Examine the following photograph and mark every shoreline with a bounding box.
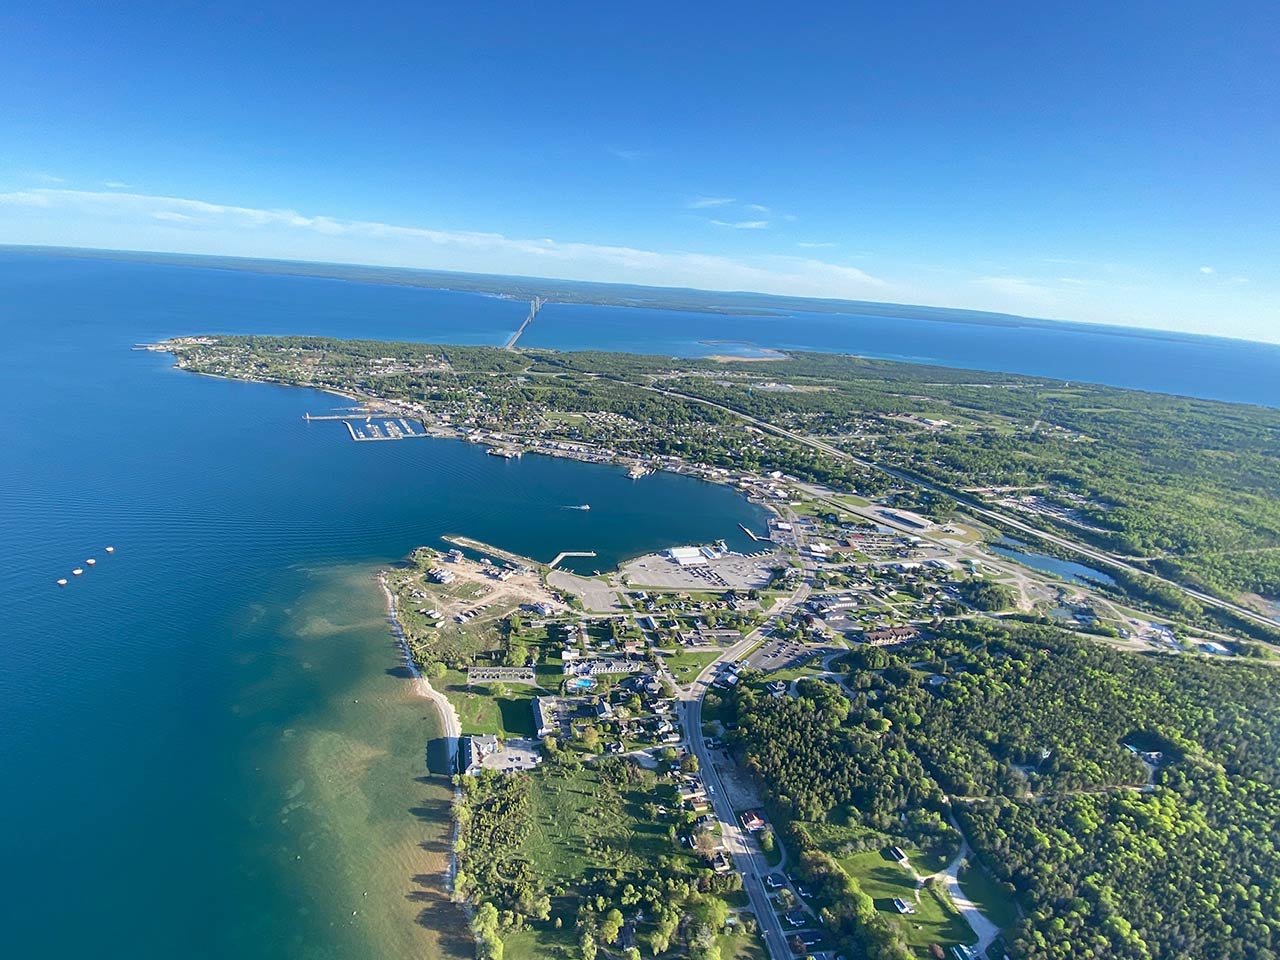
[378,569,466,912]
[378,571,462,758]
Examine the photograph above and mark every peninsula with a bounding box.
[154,334,1280,960]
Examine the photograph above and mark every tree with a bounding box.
[694,830,718,860]
[426,660,446,680]
[680,754,700,774]
[600,908,624,944]
[472,902,504,960]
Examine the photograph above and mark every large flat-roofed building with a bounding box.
[667,546,708,567]
[879,508,934,531]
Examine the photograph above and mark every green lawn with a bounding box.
[959,861,1019,932]
[760,657,828,682]
[838,850,972,955]
[719,928,769,960]
[500,922,575,960]
[656,647,726,678]
[441,670,547,737]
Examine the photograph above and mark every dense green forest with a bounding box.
[727,622,1280,959]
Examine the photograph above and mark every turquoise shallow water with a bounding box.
[0,253,769,958]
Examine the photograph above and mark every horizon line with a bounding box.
[3,241,1276,350]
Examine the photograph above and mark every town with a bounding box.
[156,334,1280,960]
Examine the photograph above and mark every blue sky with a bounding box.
[1,1,1277,341]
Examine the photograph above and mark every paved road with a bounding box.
[940,820,1001,955]
[681,670,790,957]
[676,580,810,960]
[645,383,1280,632]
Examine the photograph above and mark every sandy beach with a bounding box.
[379,572,462,768]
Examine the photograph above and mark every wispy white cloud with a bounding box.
[606,146,647,162]
[1231,276,1249,284]
[103,180,130,189]
[1199,265,1214,274]
[709,218,769,230]
[797,241,836,249]
[0,187,890,299]
[743,203,771,214]
[686,196,736,209]
[32,172,67,184]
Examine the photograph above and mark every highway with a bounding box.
[644,383,1280,632]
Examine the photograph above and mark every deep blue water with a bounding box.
[524,301,1280,409]
[0,252,770,959]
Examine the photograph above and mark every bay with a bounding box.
[0,252,770,959]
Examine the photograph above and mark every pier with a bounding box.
[442,535,595,572]
[503,297,546,350]
[548,550,597,569]
[738,522,771,542]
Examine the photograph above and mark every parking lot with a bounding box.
[621,551,778,590]
[745,637,843,673]
[481,738,543,772]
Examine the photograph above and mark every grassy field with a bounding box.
[522,761,683,884]
[493,760,702,958]
[759,656,830,683]
[959,861,1019,932]
[718,928,769,960]
[440,669,547,737]
[655,647,727,678]
[837,850,971,955]
[798,818,968,956]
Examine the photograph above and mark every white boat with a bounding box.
[571,504,591,511]
[105,546,115,553]
[56,578,68,587]
[72,568,84,576]
[86,558,96,566]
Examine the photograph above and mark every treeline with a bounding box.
[724,679,953,960]
[839,621,1280,958]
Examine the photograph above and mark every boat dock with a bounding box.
[305,411,431,442]
[738,523,772,542]
[503,297,547,350]
[343,417,431,442]
[548,550,597,569]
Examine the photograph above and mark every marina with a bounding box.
[343,417,430,442]
[306,409,432,442]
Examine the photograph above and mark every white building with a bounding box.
[668,546,708,567]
